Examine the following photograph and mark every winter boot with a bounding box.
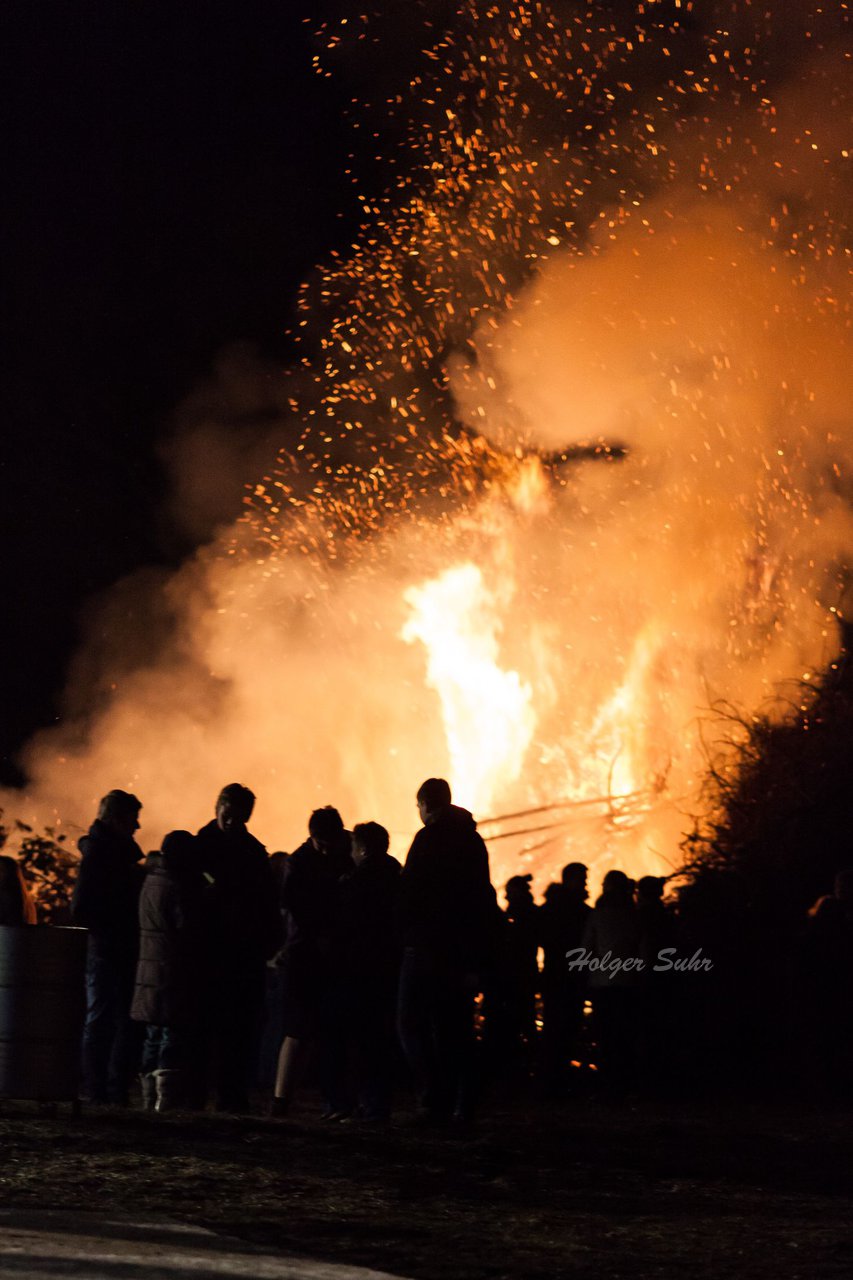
[154,1069,183,1113]
[140,1072,157,1112]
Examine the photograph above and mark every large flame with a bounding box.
[402,562,536,816]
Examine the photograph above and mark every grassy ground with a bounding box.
[1,1093,851,1279]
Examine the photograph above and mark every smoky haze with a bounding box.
[6,4,852,891]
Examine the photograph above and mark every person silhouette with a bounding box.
[397,778,497,1126]
[195,783,281,1112]
[72,789,145,1105]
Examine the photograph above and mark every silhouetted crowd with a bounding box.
[3,780,852,1119]
[71,779,500,1121]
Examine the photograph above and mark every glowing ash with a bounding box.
[8,1,853,895]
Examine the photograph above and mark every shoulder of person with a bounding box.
[246,832,268,858]
[447,804,477,828]
[405,828,429,859]
[367,854,402,882]
[289,839,314,862]
[76,839,100,863]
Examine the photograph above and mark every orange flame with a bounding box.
[402,561,536,816]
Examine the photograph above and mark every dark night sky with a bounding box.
[3,2,374,785]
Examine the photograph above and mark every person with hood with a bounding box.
[272,806,354,1117]
[131,830,205,1112]
[196,783,281,1112]
[71,789,144,1104]
[397,777,497,1125]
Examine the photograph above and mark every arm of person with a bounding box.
[71,852,107,932]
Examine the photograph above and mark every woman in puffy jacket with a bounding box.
[131,830,205,1111]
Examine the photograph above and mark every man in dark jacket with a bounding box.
[583,869,642,1095]
[196,782,280,1112]
[540,860,591,1093]
[272,806,354,1117]
[72,789,144,1104]
[397,777,497,1124]
[501,874,542,1073]
[339,821,402,1121]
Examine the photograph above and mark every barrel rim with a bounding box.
[0,925,88,933]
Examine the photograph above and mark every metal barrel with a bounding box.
[0,925,87,1101]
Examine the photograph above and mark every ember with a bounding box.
[14,1,853,892]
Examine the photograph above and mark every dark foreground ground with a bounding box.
[0,1093,851,1279]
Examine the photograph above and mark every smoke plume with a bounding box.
[9,3,852,891]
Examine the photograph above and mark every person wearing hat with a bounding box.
[72,789,145,1104]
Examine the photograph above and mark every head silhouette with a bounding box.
[416,777,451,825]
[216,783,255,831]
[308,806,345,852]
[505,873,534,909]
[97,790,142,838]
[561,862,588,896]
[637,875,665,903]
[352,821,390,866]
[601,869,632,897]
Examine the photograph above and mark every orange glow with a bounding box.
[402,561,536,817]
[9,2,853,899]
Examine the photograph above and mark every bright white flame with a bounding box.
[401,562,536,815]
[585,627,674,800]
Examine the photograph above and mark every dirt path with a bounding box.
[1,1098,851,1279]
[0,1211,408,1279]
